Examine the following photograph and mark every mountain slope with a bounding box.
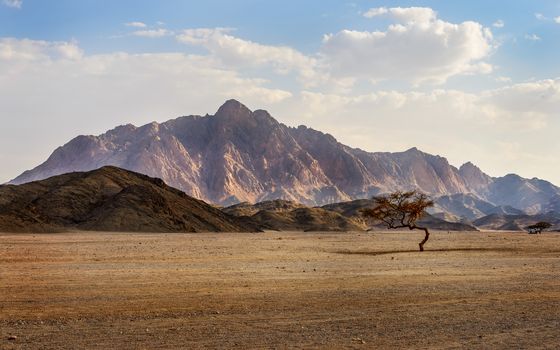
[0,166,256,233]
[10,100,560,212]
[473,212,560,231]
[430,193,525,221]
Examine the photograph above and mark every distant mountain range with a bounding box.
[473,212,560,232]
[2,167,558,233]
[10,99,560,221]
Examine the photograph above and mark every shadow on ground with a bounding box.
[334,248,520,256]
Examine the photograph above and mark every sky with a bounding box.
[1,0,559,185]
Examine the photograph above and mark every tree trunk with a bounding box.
[418,227,430,252]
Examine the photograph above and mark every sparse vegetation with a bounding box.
[362,190,435,251]
[527,221,552,234]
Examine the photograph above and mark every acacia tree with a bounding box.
[527,222,552,234]
[362,190,435,251]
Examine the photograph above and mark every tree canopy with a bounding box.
[362,190,434,251]
[527,221,552,234]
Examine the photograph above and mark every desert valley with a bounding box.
[2,1,560,349]
[1,100,560,349]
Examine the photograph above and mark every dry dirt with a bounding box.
[1,231,559,349]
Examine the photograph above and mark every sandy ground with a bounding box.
[0,230,559,349]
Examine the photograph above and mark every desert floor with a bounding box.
[0,231,559,349]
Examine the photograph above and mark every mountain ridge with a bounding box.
[10,99,560,215]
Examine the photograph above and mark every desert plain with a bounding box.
[0,231,559,349]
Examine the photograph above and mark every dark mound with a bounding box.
[223,200,364,232]
[223,199,306,217]
[0,166,257,233]
[252,207,364,232]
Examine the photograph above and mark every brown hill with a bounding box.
[251,207,365,232]
[0,167,256,233]
[223,199,306,217]
[224,201,364,232]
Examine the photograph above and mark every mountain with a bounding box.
[0,166,256,233]
[10,100,560,213]
[473,212,560,231]
[485,174,560,214]
[431,193,525,222]
[544,195,560,213]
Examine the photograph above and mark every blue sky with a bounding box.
[1,0,559,184]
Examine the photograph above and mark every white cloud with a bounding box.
[495,76,512,83]
[0,38,83,61]
[132,28,173,38]
[493,20,504,28]
[481,78,560,124]
[2,0,21,8]
[364,6,438,23]
[554,16,560,24]
[177,9,495,89]
[287,83,557,131]
[0,38,291,107]
[383,7,437,23]
[125,22,147,28]
[362,7,388,18]
[525,34,541,41]
[322,7,495,84]
[177,28,323,85]
[535,13,546,21]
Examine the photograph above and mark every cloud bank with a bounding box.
[322,7,494,84]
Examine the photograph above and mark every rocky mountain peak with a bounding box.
[459,160,493,193]
[460,161,480,173]
[405,147,421,153]
[215,99,252,120]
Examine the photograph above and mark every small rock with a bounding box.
[8,335,17,341]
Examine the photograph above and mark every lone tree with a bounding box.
[526,221,552,234]
[362,190,435,251]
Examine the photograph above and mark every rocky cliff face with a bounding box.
[10,100,560,213]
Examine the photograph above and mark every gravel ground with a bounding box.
[0,230,559,349]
